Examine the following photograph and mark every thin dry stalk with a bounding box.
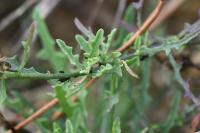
[0,0,37,32]
[117,0,165,52]
[113,0,127,28]
[6,99,58,133]
[150,0,185,30]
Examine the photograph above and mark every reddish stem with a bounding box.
[117,0,165,52]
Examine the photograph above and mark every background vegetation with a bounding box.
[0,0,200,133]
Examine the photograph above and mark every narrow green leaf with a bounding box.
[32,8,54,55]
[106,94,119,112]
[74,18,94,39]
[112,117,121,133]
[161,90,181,133]
[0,80,6,106]
[102,28,117,53]
[65,119,74,133]
[65,83,82,98]
[134,36,142,49]
[33,8,67,72]
[141,128,148,133]
[19,23,35,71]
[75,35,91,54]
[90,29,104,57]
[53,122,62,133]
[55,84,72,115]
[112,58,123,77]
[139,59,151,111]
[115,4,135,48]
[56,39,81,68]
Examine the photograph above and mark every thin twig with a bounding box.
[168,54,200,107]
[113,0,127,28]
[6,99,58,133]
[117,0,165,52]
[0,0,37,32]
[87,0,105,27]
[7,78,95,133]
[11,0,61,54]
[7,0,165,132]
[119,20,138,32]
[150,0,185,30]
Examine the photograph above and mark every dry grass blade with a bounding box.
[150,0,185,30]
[122,60,139,78]
[0,0,37,32]
[113,0,127,28]
[11,0,61,54]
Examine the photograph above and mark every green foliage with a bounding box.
[93,64,113,77]
[115,4,135,48]
[75,35,92,55]
[161,90,181,133]
[80,57,100,74]
[1,3,200,133]
[112,117,121,133]
[56,39,81,68]
[102,28,117,54]
[55,84,72,115]
[90,29,104,57]
[19,23,34,71]
[32,8,67,72]
[53,122,62,133]
[65,119,74,133]
[75,28,105,58]
[0,80,6,106]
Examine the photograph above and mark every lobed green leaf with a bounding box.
[102,28,117,54]
[90,29,104,57]
[56,39,81,68]
[75,35,92,55]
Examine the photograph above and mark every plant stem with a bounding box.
[2,71,86,80]
[117,0,165,52]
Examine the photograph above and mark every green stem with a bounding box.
[1,71,86,80]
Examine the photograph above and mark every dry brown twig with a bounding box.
[117,0,165,52]
[6,78,97,133]
[6,99,59,133]
[6,0,165,132]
